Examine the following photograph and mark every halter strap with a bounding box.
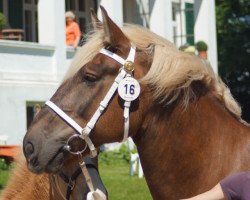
[59,168,82,200]
[123,99,131,142]
[99,46,136,66]
[100,49,125,65]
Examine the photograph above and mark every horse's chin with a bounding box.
[28,151,66,174]
[28,163,45,174]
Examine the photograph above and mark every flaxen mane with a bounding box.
[65,24,241,120]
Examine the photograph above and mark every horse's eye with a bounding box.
[83,73,97,83]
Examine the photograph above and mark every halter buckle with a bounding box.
[124,61,134,72]
[68,178,76,190]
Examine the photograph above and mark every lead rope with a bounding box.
[78,155,107,200]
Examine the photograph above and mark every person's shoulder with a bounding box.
[72,21,80,27]
[220,170,250,186]
[233,170,250,184]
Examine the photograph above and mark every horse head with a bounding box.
[23,6,151,173]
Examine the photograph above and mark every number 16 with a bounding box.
[124,84,135,95]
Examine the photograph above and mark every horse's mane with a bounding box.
[65,24,241,120]
[0,157,49,200]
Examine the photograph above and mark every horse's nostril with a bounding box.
[25,142,34,158]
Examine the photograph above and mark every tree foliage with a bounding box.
[0,12,6,29]
[216,0,250,121]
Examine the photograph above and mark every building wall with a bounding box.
[0,82,57,144]
[0,40,75,144]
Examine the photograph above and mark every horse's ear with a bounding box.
[90,8,102,30]
[100,6,130,48]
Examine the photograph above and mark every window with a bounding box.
[0,0,3,12]
[8,0,23,29]
[185,3,194,45]
[25,0,32,4]
[172,2,182,47]
[78,0,85,12]
[26,101,43,129]
[24,10,32,40]
[172,0,194,47]
[0,0,37,42]
[123,0,150,28]
[23,0,38,42]
[66,0,76,10]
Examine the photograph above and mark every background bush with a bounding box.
[99,144,130,165]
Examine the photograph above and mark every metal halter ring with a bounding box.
[65,134,88,155]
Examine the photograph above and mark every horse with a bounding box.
[0,155,107,200]
[22,6,250,199]
[0,157,49,200]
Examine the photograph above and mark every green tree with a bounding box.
[0,12,6,29]
[216,0,250,121]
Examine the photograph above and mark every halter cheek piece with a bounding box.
[45,45,137,157]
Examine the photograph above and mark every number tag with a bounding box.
[118,77,140,101]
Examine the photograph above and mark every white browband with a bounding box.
[45,46,137,157]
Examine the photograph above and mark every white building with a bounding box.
[0,0,217,144]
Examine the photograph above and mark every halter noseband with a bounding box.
[45,45,137,157]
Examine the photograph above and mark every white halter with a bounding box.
[45,46,137,157]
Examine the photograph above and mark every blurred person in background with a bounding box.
[65,11,81,48]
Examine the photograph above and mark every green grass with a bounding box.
[99,162,152,200]
[0,159,11,190]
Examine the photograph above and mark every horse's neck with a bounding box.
[134,93,250,200]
